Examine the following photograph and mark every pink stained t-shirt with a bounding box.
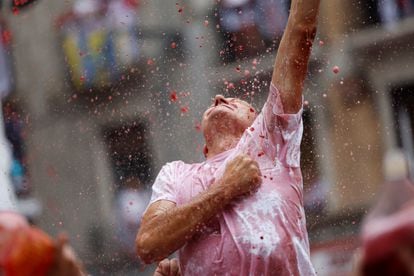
[149,83,316,276]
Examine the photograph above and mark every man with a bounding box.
[0,211,85,275]
[0,106,16,210]
[0,40,15,211]
[136,0,320,274]
[355,150,414,276]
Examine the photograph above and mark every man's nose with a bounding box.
[214,95,228,106]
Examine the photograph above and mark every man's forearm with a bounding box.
[136,181,232,263]
[290,0,320,26]
[272,0,320,113]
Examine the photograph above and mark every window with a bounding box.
[378,0,414,25]
[104,121,152,258]
[213,0,289,62]
[104,121,153,190]
[359,0,414,28]
[58,0,141,91]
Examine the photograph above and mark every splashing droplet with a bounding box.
[170,91,178,102]
[180,106,189,113]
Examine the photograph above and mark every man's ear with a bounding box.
[203,145,208,158]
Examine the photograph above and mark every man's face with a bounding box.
[201,95,257,134]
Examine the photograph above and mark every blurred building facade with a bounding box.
[2,0,414,273]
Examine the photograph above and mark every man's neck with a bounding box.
[205,133,241,159]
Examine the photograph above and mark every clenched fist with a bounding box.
[221,154,262,200]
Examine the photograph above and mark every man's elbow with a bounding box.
[136,232,155,264]
[136,231,168,264]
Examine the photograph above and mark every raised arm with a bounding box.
[136,154,261,263]
[272,0,321,113]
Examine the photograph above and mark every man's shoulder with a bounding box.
[162,160,203,173]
